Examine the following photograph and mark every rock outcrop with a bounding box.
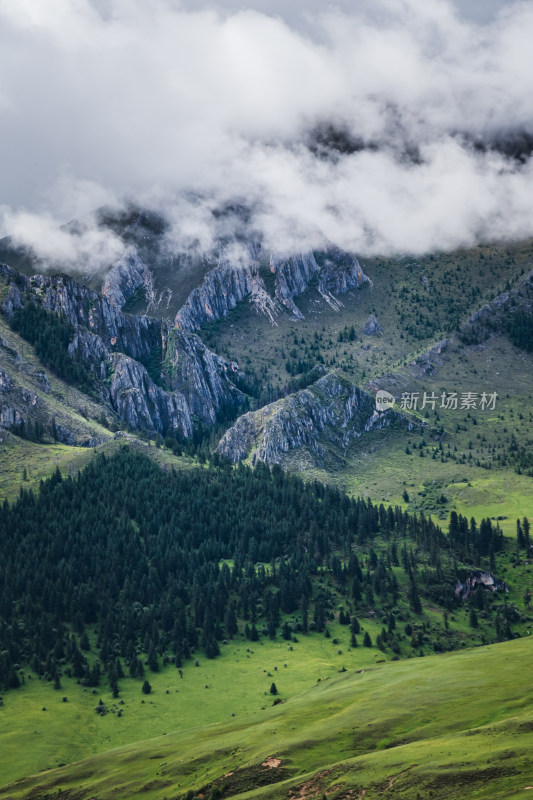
[163,327,245,425]
[102,251,152,309]
[31,272,162,364]
[0,239,371,445]
[455,571,508,600]
[217,371,415,467]
[174,245,370,331]
[409,338,448,377]
[272,247,369,317]
[108,353,194,438]
[175,259,268,331]
[0,262,246,439]
[271,251,319,318]
[363,314,382,336]
[0,318,109,447]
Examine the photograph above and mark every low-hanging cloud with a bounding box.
[0,0,532,267]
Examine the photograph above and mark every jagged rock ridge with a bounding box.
[217,371,416,467]
[0,263,245,440]
[174,257,279,332]
[175,245,370,331]
[0,235,370,446]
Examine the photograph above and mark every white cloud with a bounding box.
[0,207,128,275]
[0,0,532,266]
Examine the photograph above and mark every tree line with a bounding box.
[0,447,508,693]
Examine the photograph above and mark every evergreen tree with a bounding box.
[517,519,525,550]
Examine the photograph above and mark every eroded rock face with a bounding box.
[163,327,245,425]
[460,268,533,344]
[0,262,246,439]
[272,247,369,316]
[410,338,449,377]
[271,251,319,318]
[102,251,152,310]
[108,353,194,438]
[174,245,370,331]
[217,371,414,466]
[175,260,257,331]
[0,328,107,447]
[29,272,162,363]
[0,242,370,444]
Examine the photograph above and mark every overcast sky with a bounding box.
[0,0,532,268]
[93,0,513,28]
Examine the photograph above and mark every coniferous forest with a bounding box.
[0,447,515,695]
[9,303,93,390]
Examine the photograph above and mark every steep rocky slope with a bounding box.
[272,246,369,317]
[217,371,416,467]
[0,263,245,440]
[174,256,278,331]
[0,315,111,446]
[101,251,152,310]
[175,245,369,331]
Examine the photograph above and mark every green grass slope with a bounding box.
[1,637,532,800]
[0,429,201,504]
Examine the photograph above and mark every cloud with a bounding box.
[0,0,532,266]
[0,206,128,274]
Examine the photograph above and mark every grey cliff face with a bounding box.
[162,326,245,425]
[0,262,246,440]
[108,352,194,438]
[271,251,319,318]
[0,323,108,447]
[316,246,368,295]
[0,240,370,447]
[217,372,414,467]
[174,245,370,331]
[101,251,152,310]
[30,272,162,363]
[272,247,370,317]
[175,260,257,332]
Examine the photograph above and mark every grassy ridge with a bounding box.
[0,432,200,504]
[1,637,532,800]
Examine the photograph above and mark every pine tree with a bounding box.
[524,517,531,552]
[517,519,525,550]
[7,667,20,689]
[147,645,159,672]
[224,605,238,638]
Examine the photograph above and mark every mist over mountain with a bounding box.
[0,0,532,275]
